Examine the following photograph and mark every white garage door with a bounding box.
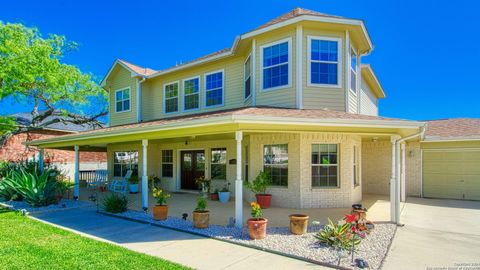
[423,149,480,200]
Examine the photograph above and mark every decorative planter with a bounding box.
[209,193,219,201]
[192,210,210,228]
[247,218,268,240]
[255,194,272,209]
[129,184,139,193]
[218,191,230,203]
[289,214,309,235]
[153,205,168,220]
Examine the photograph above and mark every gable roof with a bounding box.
[361,64,386,98]
[425,118,480,141]
[11,111,103,133]
[100,59,157,87]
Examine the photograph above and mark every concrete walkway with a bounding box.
[33,207,327,270]
[383,197,480,270]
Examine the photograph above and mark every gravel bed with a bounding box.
[112,209,396,269]
[0,199,94,214]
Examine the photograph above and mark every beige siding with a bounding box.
[107,67,138,126]
[348,90,358,113]
[302,27,346,111]
[254,27,297,108]
[360,77,379,116]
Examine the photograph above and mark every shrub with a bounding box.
[128,175,139,184]
[195,197,207,212]
[2,169,60,207]
[102,193,128,213]
[245,171,271,194]
[315,217,362,251]
[0,180,20,201]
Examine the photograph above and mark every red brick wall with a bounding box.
[0,130,106,163]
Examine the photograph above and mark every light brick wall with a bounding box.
[405,142,422,197]
[362,141,391,195]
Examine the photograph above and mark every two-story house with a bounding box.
[29,8,480,227]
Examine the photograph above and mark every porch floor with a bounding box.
[79,188,394,227]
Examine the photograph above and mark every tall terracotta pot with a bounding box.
[153,205,168,220]
[193,211,210,228]
[247,218,268,240]
[255,194,272,209]
[289,214,309,235]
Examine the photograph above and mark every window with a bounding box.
[113,151,138,177]
[350,48,357,93]
[244,56,252,99]
[183,77,200,111]
[353,146,359,186]
[211,148,227,180]
[262,39,290,90]
[115,88,130,112]
[162,150,173,177]
[263,144,288,186]
[309,37,340,86]
[164,82,179,113]
[205,71,224,107]
[311,144,338,187]
[244,145,249,182]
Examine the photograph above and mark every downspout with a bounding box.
[136,77,147,122]
[393,125,426,225]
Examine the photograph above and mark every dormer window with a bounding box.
[115,88,130,112]
[260,38,291,91]
[350,48,357,93]
[308,36,342,87]
[183,77,200,111]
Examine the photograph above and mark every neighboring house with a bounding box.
[1,111,107,179]
[28,8,479,226]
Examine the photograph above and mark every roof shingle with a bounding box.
[425,118,480,140]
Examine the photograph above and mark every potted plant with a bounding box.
[195,176,211,198]
[152,187,171,220]
[148,175,161,189]
[218,183,230,203]
[247,202,268,240]
[192,197,209,228]
[209,188,219,201]
[289,214,309,235]
[245,171,272,209]
[128,175,139,193]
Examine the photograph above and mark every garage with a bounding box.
[423,149,480,200]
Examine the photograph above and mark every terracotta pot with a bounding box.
[255,194,272,209]
[289,214,309,235]
[209,193,219,201]
[192,211,210,228]
[153,205,168,220]
[247,218,268,240]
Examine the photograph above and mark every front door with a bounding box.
[180,150,205,190]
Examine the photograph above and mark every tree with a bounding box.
[0,22,107,144]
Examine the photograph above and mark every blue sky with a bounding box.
[1,0,479,121]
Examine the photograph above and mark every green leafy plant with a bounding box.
[1,169,61,207]
[219,182,230,192]
[245,171,271,194]
[152,187,170,206]
[128,175,139,184]
[195,197,208,212]
[102,193,128,213]
[315,218,361,251]
[250,202,263,219]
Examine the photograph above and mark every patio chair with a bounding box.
[87,169,108,190]
[109,170,132,194]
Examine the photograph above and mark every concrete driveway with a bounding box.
[383,197,480,269]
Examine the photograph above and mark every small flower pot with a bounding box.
[218,191,230,203]
[247,218,268,240]
[153,205,168,220]
[255,194,272,209]
[129,184,139,193]
[209,193,219,201]
[192,210,210,228]
[289,214,309,235]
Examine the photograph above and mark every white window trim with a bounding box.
[306,35,343,89]
[259,37,292,92]
[349,45,358,95]
[204,69,225,109]
[353,145,360,187]
[311,143,341,189]
[114,87,131,113]
[182,75,201,112]
[262,143,289,187]
[161,149,174,178]
[210,147,227,180]
[163,81,179,114]
[244,54,252,100]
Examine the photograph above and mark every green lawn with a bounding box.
[0,208,190,270]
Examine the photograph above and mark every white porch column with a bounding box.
[73,145,80,200]
[395,140,402,224]
[390,135,400,223]
[142,139,149,211]
[38,148,44,173]
[235,131,243,228]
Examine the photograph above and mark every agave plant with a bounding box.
[315,218,361,251]
[2,169,61,207]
